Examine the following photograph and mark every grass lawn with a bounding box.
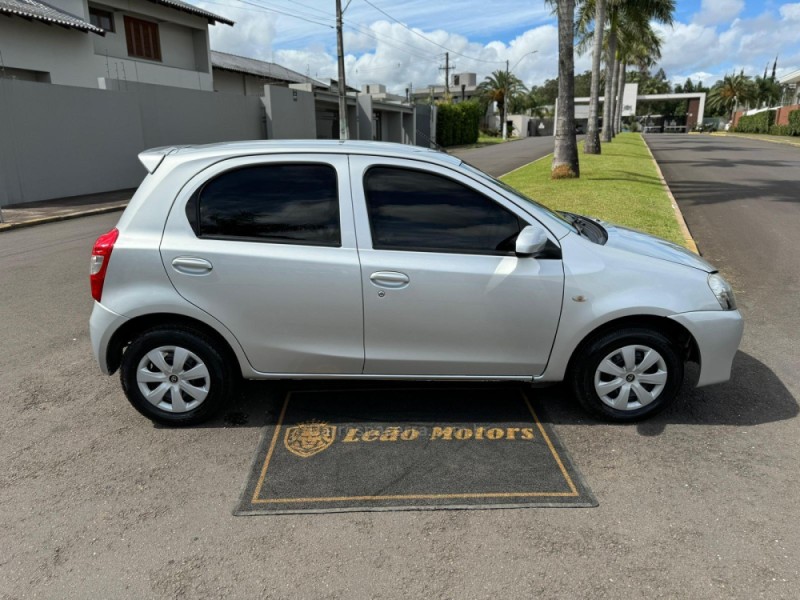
[501,132,687,247]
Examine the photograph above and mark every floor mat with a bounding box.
[235,386,596,514]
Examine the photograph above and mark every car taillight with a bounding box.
[90,228,119,302]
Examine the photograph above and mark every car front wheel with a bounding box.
[120,326,235,426]
[570,328,684,422]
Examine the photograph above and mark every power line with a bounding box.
[344,24,441,63]
[360,0,505,65]
[227,0,334,28]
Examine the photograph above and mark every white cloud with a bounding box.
[779,3,800,21]
[694,0,745,26]
[197,0,800,96]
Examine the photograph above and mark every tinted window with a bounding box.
[189,164,340,246]
[364,167,522,254]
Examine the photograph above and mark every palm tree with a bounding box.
[578,0,674,142]
[754,74,781,108]
[707,73,756,120]
[552,0,579,178]
[581,0,605,154]
[476,71,527,134]
[613,23,663,134]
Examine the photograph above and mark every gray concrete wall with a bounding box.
[262,85,316,139]
[357,95,373,140]
[0,78,264,206]
[0,0,215,91]
[0,18,99,88]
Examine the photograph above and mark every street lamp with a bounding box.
[503,50,538,140]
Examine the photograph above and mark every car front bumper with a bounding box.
[669,309,744,387]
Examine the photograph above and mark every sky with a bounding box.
[196,0,800,94]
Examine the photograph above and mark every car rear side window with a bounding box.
[187,163,340,246]
[363,166,522,255]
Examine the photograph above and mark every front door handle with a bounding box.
[172,256,213,275]
[370,271,410,289]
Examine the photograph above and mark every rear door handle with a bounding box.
[172,256,213,275]
[370,271,410,289]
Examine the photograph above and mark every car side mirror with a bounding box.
[515,225,548,257]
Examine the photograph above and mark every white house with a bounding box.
[0,0,233,90]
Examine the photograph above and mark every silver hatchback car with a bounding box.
[90,141,743,425]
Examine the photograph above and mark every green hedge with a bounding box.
[734,110,775,133]
[436,101,482,147]
[769,124,792,136]
[788,109,800,136]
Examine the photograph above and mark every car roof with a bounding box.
[139,140,464,174]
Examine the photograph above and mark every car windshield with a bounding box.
[459,161,578,233]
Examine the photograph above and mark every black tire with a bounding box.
[569,328,684,422]
[120,326,236,426]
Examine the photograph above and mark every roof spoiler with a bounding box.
[138,146,180,174]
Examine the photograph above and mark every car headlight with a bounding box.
[708,273,737,310]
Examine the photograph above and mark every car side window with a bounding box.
[186,163,340,246]
[363,166,523,255]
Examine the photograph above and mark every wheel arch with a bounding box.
[565,314,700,379]
[106,313,244,377]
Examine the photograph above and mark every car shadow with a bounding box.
[538,350,798,436]
[188,350,796,437]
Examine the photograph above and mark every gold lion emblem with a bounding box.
[284,421,336,458]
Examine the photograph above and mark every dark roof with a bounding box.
[0,0,105,34]
[211,51,324,86]
[146,0,233,25]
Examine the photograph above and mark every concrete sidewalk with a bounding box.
[0,189,133,232]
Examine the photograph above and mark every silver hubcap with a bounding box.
[594,345,668,411]
[136,346,210,413]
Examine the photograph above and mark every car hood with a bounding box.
[596,220,715,273]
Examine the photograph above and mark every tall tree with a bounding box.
[476,71,527,133]
[552,0,580,178]
[754,74,781,108]
[707,73,756,120]
[614,23,663,134]
[583,0,605,153]
[578,0,674,142]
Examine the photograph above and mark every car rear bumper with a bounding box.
[669,309,744,387]
[90,302,128,375]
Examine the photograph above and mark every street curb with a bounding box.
[711,131,800,148]
[0,203,127,233]
[641,137,699,255]
[499,153,550,178]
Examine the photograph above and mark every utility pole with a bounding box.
[439,53,454,101]
[335,0,349,140]
[503,59,509,140]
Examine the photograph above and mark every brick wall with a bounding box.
[775,104,800,125]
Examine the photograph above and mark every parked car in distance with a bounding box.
[90,141,743,425]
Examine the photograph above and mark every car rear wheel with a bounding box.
[120,327,235,426]
[570,328,684,422]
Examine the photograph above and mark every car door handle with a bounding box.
[370,271,410,289]
[171,256,213,275]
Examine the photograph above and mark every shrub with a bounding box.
[436,101,482,147]
[769,124,792,136]
[734,110,775,134]
[788,109,800,136]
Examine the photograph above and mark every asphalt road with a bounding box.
[1,135,798,598]
[449,135,561,176]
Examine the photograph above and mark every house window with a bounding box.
[89,7,115,32]
[124,16,162,62]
